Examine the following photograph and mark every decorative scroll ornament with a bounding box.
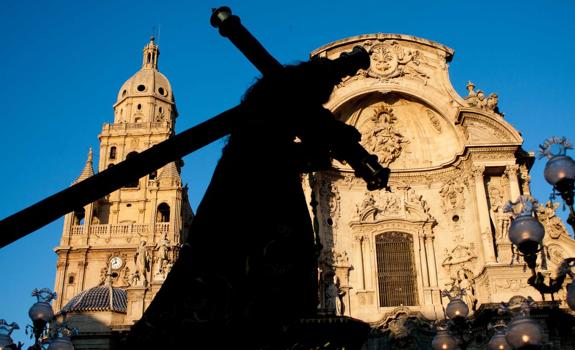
[464,81,503,116]
[537,136,573,159]
[367,41,429,83]
[361,105,408,167]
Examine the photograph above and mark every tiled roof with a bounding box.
[158,161,180,180]
[61,286,127,313]
[73,148,95,184]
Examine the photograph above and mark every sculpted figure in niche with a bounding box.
[488,184,511,241]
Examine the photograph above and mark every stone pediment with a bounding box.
[457,109,522,146]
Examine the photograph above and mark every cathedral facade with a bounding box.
[52,34,575,348]
[308,34,575,347]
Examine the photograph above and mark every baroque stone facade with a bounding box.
[309,33,575,345]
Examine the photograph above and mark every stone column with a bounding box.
[505,164,521,201]
[473,165,497,264]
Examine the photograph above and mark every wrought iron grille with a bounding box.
[376,232,418,307]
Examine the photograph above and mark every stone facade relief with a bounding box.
[360,105,408,167]
[426,109,442,134]
[355,187,432,222]
[536,201,568,240]
[439,179,466,214]
[366,41,429,83]
[319,179,341,230]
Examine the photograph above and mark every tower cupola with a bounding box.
[142,36,159,70]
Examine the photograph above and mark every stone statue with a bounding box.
[325,274,345,316]
[465,81,502,115]
[134,240,149,286]
[488,185,511,241]
[457,269,477,310]
[155,233,171,265]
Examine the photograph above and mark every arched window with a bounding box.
[124,152,139,188]
[73,208,85,225]
[109,146,117,160]
[375,232,418,307]
[156,203,170,223]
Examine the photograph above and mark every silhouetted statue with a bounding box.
[125,50,376,348]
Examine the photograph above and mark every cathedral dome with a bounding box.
[115,36,174,104]
[60,286,127,313]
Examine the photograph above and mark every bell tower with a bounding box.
[52,37,194,340]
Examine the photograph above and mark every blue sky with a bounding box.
[1,0,575,346]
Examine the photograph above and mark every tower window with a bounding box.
[147,53,151,64]
[109,146,116,160]
[135,117,142,123]
[376,232,418,307]
[159,107,163,113]
[122,90,127,97]
[124,152,139,188]
[156,203,170,223]
[158,87,165,96]
[73,208,85,225]
[137,84,146,92]
[68,274,75,284]
[137,104,142,110]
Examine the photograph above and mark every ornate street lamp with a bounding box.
[45,313,76,350]
[504,196,545,270]
[431,321,459,350]
[442,286,470,320]
[27,288,56,349]
[0,320,22,350]
[487,320,511,350]
[539,137,575,231]
[500,296,543,350]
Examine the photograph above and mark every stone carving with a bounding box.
[355,188,432,222]
[439,179,466,213]
[371,308,434,350]
[547,244,567,265]
[536,201,568,239]
[319,180,341,229]
[367,41,429,83]
[464,81,502,116]
[324,273,345,316]
[487,182,511,241]
[154,233,172,279]
[442,244,477,270]
[134,240,150,286]
[519,164,531,195]
[361,105,408,167]
[426,109,442,133]
[319,248,351,268]
[494,279,529,293]
[454,268,477,310]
